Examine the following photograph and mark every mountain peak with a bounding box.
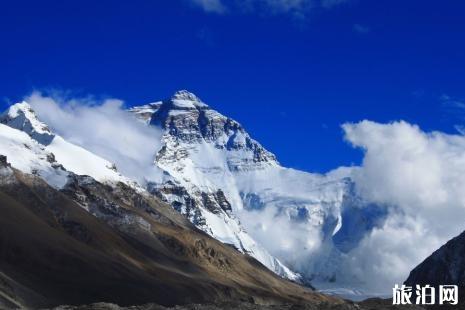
[170,90,208,109]
[0,102,54,144]
[171,89,201,101]
[144,91,280,170]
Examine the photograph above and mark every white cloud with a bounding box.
[440,93,465,110]
[341,120,465,292]
[26,92,163,184]
[238,204,324,273]
[189,0,349,15]
[190,0,226,13]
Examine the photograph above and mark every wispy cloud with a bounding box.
[454,125,465,135]
[353,23,370,34]
[440,94,465,131]
[188,0,350,16]
[190,0,226,13]
[440,93,465,109]
[26,91,164,184]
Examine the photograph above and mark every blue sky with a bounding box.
[1,0,464,172]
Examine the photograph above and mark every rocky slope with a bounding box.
[0,156,343,308]
[50,303,349,310]
[42,299,425,310]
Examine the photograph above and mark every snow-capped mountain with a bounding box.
[0,98,299,282]
[129,90,388,289]
[137,91,300,280]
[0,91,388,294]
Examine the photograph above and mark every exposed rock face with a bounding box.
[151,90,278,171]
[0,155,9,167]
[149,180,206,226]
[0,155,14,185]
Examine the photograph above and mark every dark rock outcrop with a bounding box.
[0,155,9,168]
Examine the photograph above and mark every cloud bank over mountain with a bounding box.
[26,92,163,184]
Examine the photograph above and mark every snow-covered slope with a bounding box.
[0,102,134,188]
[0,123,69,188]
[0,102,54,144]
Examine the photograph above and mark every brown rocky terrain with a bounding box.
[0,157,343,309]
[42,299,426,310]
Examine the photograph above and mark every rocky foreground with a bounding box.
[45,300,425,310]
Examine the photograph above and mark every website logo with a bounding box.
[393,284,458,305]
